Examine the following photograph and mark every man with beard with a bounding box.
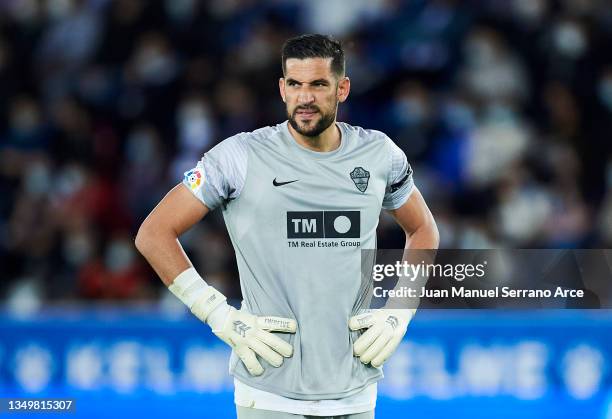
[136,34,439,418]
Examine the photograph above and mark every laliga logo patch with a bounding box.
[185,169,203,191]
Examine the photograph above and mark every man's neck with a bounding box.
[287,120,341,152]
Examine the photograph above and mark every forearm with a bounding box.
[135,223,192,286]
[136,219,231,333]
[385,223,439,310]
[404,221,439,250]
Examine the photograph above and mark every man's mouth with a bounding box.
[296,108,318,120]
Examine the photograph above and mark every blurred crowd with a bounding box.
[1,0,611,305]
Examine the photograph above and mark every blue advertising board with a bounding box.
[0,308,610,418]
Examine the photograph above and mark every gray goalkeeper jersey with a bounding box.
[183,121,414,400]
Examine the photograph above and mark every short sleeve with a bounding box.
[182,134,248,210]
[382,138,415,210]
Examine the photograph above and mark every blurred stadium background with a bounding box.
[0,0,611,418]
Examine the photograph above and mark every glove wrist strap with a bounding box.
[168,268,227,322]
[191,287,227,323]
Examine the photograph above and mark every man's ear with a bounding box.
[337,77,350,103]
[279,78,286,103]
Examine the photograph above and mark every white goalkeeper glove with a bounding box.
[169,268,297,376]
[348,309,415,367]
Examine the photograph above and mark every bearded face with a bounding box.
[280,58,349,138]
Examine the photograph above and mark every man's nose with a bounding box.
[297,89,315,104]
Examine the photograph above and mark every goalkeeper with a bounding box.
[136,34,439,419]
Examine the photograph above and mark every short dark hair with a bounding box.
[281,34,345,77]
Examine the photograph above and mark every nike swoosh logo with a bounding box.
[273,178,299,187]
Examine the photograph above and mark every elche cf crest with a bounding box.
[350,167,370,193]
